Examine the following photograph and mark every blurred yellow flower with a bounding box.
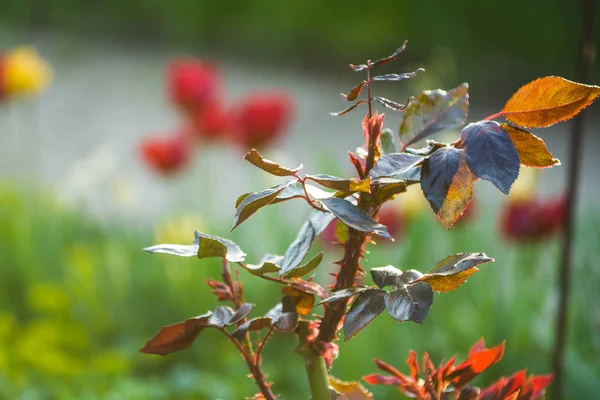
[397,184,428,218]
[154,214,205,244]
[0,46,51,99]
[508,168,540,201]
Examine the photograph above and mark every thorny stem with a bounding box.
[551,0,596,398]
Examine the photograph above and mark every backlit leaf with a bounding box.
[244,254,283,275]
[283,285,315,315]
[232,181,293,229]
[344,289,387,340]
[370,265,403,288]
[461,121,520,194]
[372,96,406,111]
[502,124,560,168]
[244,149,303,176]
[369,153,424,179]
[319,286,370,304]
[380,129,396,155]
[284,252,323,278]
[502,76,600,128]
[372,69,424,82]
[335,219,349,243]
[341,81,367,102]
[331,101,367,116]
[399,83,469,147]
[414,253,493,292]
[450,341,505,388]
[321,197,393,240]
[279,210,335,275]
[143,231,246,263]
[306,174,370,192]
[384,282,433,324]
[421,147,474,228]
[232,317,273,341]
[270,182,333,205]
[371,178,407,204]
[329,376,373,399]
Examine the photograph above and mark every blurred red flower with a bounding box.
[139,132,191,175]
[190,100,233,141]
[166,59,221,112]
[501,195,566,242]
[231,92,292,149]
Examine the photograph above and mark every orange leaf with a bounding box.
[438,151,475,229]
[450,341,505,387]
[502,124,560,168]
[502,76,600,128]
[419,267,478,292]
[282,285,315,316]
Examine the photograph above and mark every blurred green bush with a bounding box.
[0,184,599,398]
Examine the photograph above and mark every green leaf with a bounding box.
[284,252,324,278]
[372,69,424,82]
[369,153,424,179]
[244,254,283,275]
[385,282,433,324]
[143,231,246,263]
[335,219,349,243]
[461,121,520,194]
[306,174,370,192]
[243,149,302,176]
[318,286,370,304]
[380,129,396,155]
[279,211,335,275]
[232,181,293,230]
[320,197,393,240]
[399,83,469,147]
[421,147,474,229]
[370,265,403,288]
[344,289,387,340]
[231,317,273,341]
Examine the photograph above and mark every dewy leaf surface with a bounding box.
[243,149,302,176]
[344,289,387,340]
[321,197,393,240]
[399,83,469,147]
[461,121,520,194]
[369,153,424,179]
[502,124,560,168]
[232,181,293,229]
[502,76,600,128]
[384,282,433,324]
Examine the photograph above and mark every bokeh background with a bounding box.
[0,1,599,399]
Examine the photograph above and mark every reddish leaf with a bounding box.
[331,100,367,116]
[502,124,560,168]
[140,312,212,356]
[232,317,273,341]
[450,341,505,388]
[371,40,408,67]
[469,338,487,358]
[341,81,367,102]
[244,149,302,176]
[461,121,520,195]
[501,76,600,128]
[362,374,402,386]
[406,351,419,381]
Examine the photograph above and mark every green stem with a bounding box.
[298,322,330,400]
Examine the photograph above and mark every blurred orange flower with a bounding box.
[0,46,51,101]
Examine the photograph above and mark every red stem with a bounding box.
[483,111,504,121]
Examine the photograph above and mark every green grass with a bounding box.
[0,184,598,399]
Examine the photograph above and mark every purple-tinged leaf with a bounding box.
[373,97,406,111]
[421,147,463,219]
[270,182,332,206]
[320,197,393,240]
[400,83,469,147]
[369,153,425,179]
[306,174,370,193]
[350,63,369,72]
[385,282,433,324]
[344,289,387,340]
[330,100,367,116]
[279,210,335,275]
[341,81,367,102]
[265,303,298,332]
[372,68,424,82]
[372,41,408,67]
[228,303,254,325]
[232,181,294,230]
[371,265,403,288]
[231,317,273,341]
[318,286,370,304]
[461,121,520,194]
[244,149,302,176]
[144,231,246,263]
[283,252,324,278]
[209,306,235,327]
